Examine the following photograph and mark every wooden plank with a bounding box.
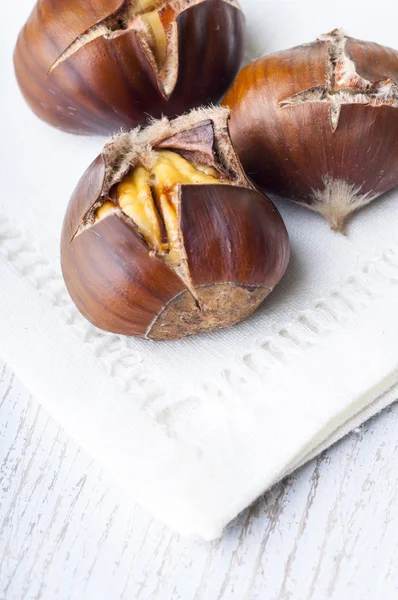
[1,358,398,600]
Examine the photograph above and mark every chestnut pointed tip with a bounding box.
[329,219,348,236]
[321,206,350,235]
[309,177,378,236]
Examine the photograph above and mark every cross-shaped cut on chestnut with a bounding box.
[223,29,398,232]
[14,0,245,135]
[280,29,398,132]
[61,108,290,340]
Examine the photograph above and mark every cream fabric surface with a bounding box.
[1,0,398,539]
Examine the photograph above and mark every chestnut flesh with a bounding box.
[223,29,398,232]
[14,0,245,135]
[61,108,290,340]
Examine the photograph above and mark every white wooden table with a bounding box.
[1,358,398,599]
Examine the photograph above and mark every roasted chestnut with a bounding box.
[14,0,245,135]
[61,108,290,340]
[223,29,398,232]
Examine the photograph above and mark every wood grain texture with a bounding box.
[1,357,398,600]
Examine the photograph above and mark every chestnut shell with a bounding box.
[223,30,398,230]
[14,0,245,135]
[60,109,290,340]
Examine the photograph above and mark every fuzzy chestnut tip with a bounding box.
[61,107,290,340]
[223,28,398,233]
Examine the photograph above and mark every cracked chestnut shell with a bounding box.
[14,0,245,135]
[61,108,290,340]
[223,29,398,232]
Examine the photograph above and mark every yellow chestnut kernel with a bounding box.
[133,0,161,12]
[96,200,116,221]
[153,150,221,189]
[99,151,227,265]
[141,10,167,66]
[194,163,222,178]
[117,166,164,251]
[157,191,181,267]
[150,152,224,266]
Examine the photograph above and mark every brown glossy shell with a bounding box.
[61,171,289,339]
[223,31,398,229]
[61,109,290,340]
[14,0,245,135]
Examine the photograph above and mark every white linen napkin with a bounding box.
[1,0,398,539]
